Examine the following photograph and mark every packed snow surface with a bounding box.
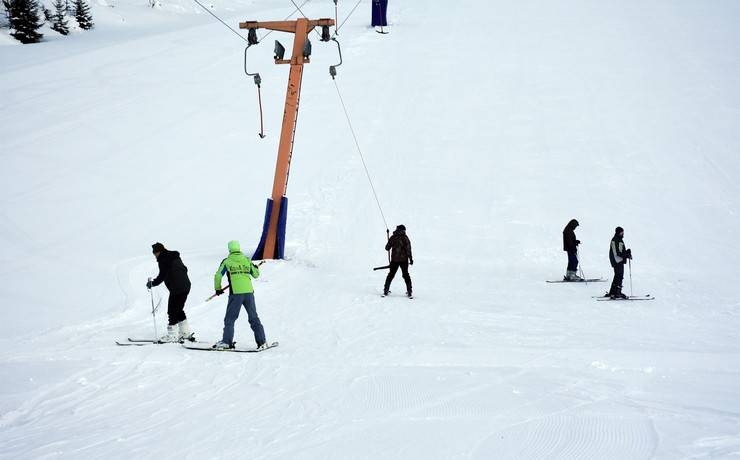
[2,0,740,458]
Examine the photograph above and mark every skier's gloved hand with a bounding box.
[216,289,224,296]
[146,279,153,289]
[626,249,632,259]
[409,258,414,265]
[576,240,581,245]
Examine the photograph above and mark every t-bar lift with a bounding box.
[241,17,335,260]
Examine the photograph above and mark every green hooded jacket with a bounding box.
[214,240,260,294]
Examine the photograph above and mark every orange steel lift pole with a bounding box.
[240,17,334,260]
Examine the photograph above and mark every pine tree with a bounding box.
[73,0,91,30]
[6,0,44,44]
[50,0,68,35]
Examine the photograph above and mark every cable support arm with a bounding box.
[239,18,334,34]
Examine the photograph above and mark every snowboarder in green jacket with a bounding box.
[213,240,267,350]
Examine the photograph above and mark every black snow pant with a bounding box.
[384,261,412,294]
[566,250,578,272]
[167,291,189,325]
[609,264,624,296]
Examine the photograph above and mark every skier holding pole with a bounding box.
[562,219,582,281]
[383,224,413,298]
[147,242,194,342]
[608,227,632,299]
[212,240,268,350]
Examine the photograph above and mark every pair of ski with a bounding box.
[381,291,413,299]
[116,338,279,353]
[593,294,655,301]
[183,341,279,353]
[546,278,606,283]
[546,279,655,301]
[115,337,197,346]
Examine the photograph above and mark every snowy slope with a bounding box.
[2,0,740,458]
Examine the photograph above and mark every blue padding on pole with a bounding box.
[252,198,273,260]
[276,197,288,260]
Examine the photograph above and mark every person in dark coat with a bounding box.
[562,219,582,281]
[371,0,388,27]
[383,224,413,297]
[608,227,632,299]
[146,242,193,341]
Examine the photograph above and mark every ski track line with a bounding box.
[0,357,136,430]
[471,404,657,459]
[465,363,658,458]
[0,350,275,457]
[544,415,654,459]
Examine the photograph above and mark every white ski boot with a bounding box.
[177,320,195,342]
[159,325,179,343]
[213,340,234,350]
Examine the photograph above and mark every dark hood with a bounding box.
[564,219,579,232]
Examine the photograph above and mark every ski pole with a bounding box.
[206,284,229,302]
[577,249,588,287]
[148,277,158,339]
[206,261,266,301]
[628,259,633,297]
[386,228,391,264]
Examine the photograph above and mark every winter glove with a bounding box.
[409,258,414,265]
[576,240,581,245]
[626,249,632,259]
[146,279,153,289]
[216,289,224,296]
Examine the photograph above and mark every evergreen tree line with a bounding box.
[2,0,93,44]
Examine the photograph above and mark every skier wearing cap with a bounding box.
[608,227,632,299]
[213,240,268,350]
[562,219,582,281]
[383,224,413,297]
[147,242,193,342]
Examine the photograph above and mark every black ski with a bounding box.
[116,336,199,346]
[596,295,654,301]
[182,341,279,353]
[546,278,606,283]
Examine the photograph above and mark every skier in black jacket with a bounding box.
[562,219,582,281]
[383,225,413,297]
[147,242,193,341]
[608,227,632,299]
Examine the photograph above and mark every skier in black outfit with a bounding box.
[562,219,582,281]
[383,225,413,297]
[608,227,632,299]
[146,242,193,341]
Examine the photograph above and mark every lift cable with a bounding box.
[331,77,389,231]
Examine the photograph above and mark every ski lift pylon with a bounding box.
[238,17,336,260]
